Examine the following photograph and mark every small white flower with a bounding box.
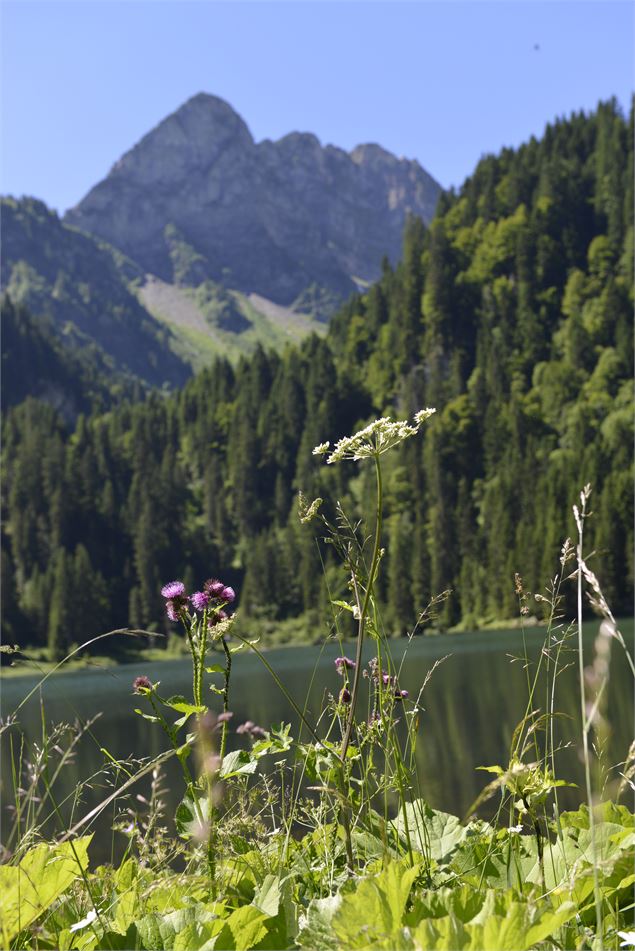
[312,441,330,455]
[507,824,523,834]
[618,932,635,948]
[69,909,98,933]
[317,408,436,466]
[414,407,436,426]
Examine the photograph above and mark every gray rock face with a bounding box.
[66,93,441,309]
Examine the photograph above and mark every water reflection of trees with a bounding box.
[2,627,631,861]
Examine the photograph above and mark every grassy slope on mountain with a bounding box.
[138,276,326,371]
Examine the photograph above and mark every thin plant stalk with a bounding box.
[575,488,603,945]
[340,454,383,763]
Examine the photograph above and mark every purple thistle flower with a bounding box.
[339,687,352,704]
[221,586,236,603]
[133,675,152,693]
[395,689,409,701]
[204,578,226,598]
[236,720,266,739]
[161,581,186,599]
[190,590,211,612]
[165,596,188,622]
[216,711,234,724]
[334,656,356,675]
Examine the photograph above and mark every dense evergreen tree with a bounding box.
[2,101,632,655]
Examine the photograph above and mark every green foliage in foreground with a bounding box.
[3,801,633,950]
[2,415,633,950]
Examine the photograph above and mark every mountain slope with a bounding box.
[65,93,442,314]
[1,295,138,417]
[1,197,191,389]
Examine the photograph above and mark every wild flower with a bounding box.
[161,581,186,599]
[222,586,236,603]
[236,720,266,739]
[395,689,409,701]
[165,597,188,621]
[133,675,153,693]
[334,656,356,675]
[313,408,435,465]
[339,687,352,704]
[204,578,226,598]
[190,591,211,612]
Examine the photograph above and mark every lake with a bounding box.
[1,621,632,862]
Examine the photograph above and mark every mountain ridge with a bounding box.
[65,92,442,312]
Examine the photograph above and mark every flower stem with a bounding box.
[340,454,383,763]
[219,636,232,761]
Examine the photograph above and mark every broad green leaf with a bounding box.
[474,903,530,951]
[297,895,342,951]
[136,907,221,951]
[525,901,578,946]
[332,860,421,949]
[214,905,269,951]
[165,695,207,715]
[412,913,470,950]
[219,748,258,779]
[0,836,92,944]
[253,874,281,917]
[175,787,212,839]
[394,801,473,863]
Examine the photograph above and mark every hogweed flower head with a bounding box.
[314,408,435,465]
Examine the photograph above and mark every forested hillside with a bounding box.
[2,100,632,657]
[1,197,191,390]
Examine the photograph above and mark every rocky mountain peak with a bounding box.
[107,93,254,186]
[65,93,442,312]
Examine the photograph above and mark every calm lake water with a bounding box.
[1,621,632,862]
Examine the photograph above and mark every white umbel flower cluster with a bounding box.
[314,408,436,465]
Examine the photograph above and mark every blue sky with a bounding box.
[1,1,633,214]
